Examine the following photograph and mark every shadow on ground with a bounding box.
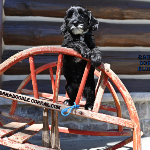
[0,136,149,150]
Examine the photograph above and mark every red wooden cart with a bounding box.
[0,46,141,150]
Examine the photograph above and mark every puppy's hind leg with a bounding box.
[63,82,78,106]
[83,83,95,111]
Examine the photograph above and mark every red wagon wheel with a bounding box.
[0,46,141,150]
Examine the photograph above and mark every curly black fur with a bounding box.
[61,6,102,110]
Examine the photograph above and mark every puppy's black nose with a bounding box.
[73,21,78,27]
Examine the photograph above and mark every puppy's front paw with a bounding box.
[81,49,91,59]
[84,103,93,111]
[63,99,74,106]
[90,48,102,67]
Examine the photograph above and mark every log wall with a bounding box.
[2,0,150,93]
[3,22,150,47]
[0,0,3,89]
[4,0,150,19]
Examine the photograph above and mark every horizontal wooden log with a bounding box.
[3,21,150,47]
[2,79,150,93]
[2,80,66,94]
[3,22,63,46]
[4,0,150,19]
[2,50,150,75]
[0,0,3,89]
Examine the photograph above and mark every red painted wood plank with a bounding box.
[29,55,39,99]
[1,111,34,122]
[75,62,91,105]
[0,118,34,138]
[0,116,6,126]
[8,123,43,143]
[49,126,132,136]
[93,64,109,112]
[0,137,55,150]
[106,136,133,150]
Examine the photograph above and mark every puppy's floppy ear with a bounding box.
[88,11,99,31]
[60,22,67,35]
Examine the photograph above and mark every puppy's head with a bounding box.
[61,5,99,35]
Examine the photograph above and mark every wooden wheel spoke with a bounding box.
[107,81,123,132]
[29,55,39,99]
[93,72,109,113]
[51,54,63,150]
[29,55,50,148]
[53,54,63,103]
[105,136,133,150]
[49,67,55,93]
[94,65,123,132]
[9,100,18,115]
[75,62,91,105]
[94,69,102,96]
[0,47,141,149]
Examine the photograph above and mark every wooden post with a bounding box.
[51,54,63,150]
[0,0,3,89]
[42,108,51,148]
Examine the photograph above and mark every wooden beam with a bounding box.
[2,79,150,93]
[95,23,150,47]
[3,21,150,47]
[1,80,67,94]
[3,50,150,75]
[3,21,63,46]
[0,0,3,89]
[4,0,150,20]
[0,89,134,128]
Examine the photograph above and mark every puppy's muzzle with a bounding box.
[71,24,83,34]
[71,24,88,35]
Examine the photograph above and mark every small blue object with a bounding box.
[61,102,80,116]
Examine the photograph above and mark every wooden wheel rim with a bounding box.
[0,46,141,149]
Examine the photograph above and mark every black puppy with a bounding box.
[61,5,101,110]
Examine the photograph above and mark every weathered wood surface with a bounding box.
[3,22,63,46]
[0,118,34,138]
[4,0,150,20]
[93,72,108,112]
[1,111,34,122]
[0,138,55,150]
[2,79,150,94]
[3,21,150,47]
[0,116,6,126]
[8,123,43,143]
[42,108,50,148]
[2,50,150,75]
[0,89,134,129]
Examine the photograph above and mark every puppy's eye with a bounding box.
[67,10,74,18]
[78,9,87,17]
